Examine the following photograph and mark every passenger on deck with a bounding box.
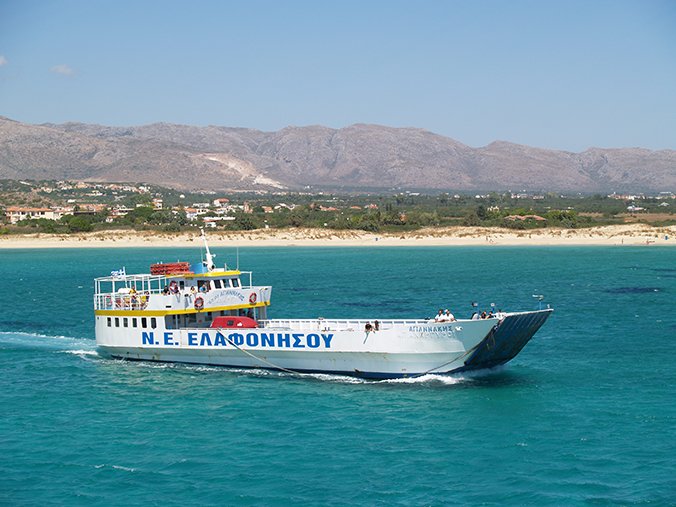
[480,311,487,319]
[199,283,208,293]
[374,320,380,331]
[190,285,197,295]
[162,285,170,295]
[444,309,456,322]
[365,322,373,332]
[434,309,446,322]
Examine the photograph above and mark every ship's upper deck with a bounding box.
[93,229,271,316]
[93,268,272,315]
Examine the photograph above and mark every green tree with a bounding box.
[67,216,94,232]
[462,210,481,226]
[124,206,155,225]
[233,214,258,230]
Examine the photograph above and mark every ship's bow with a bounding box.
[457,309,553,372]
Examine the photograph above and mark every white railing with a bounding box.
[259,318,433,332]
[94,292,153,311]
[94,285,272,311]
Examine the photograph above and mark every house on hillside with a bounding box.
[5,207,60,224]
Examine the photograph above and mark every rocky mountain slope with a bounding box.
[0,116,673,192]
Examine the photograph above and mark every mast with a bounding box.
[200,227,217,271]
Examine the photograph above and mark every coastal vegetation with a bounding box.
[0,179,673,235]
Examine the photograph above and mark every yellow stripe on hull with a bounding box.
[167,270,242,279]
[95,301,269,317]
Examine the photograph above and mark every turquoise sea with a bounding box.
[1,246,675,506]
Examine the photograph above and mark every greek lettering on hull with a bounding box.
[142,331,334,349]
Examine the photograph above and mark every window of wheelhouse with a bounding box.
[231,278,240,288]
[107,317,112,327]
[213,279,222,289]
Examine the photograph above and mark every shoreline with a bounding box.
[0,224,674,248]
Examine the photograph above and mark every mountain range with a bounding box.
[0,116,674,193]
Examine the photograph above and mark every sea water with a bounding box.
[0,246,674,506]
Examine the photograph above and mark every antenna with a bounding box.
[236,247,240,271]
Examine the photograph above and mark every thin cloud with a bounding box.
[50,64,74,76]
[0,55,7,66]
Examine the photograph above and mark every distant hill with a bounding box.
[0,116,674,192]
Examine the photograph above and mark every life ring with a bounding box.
[194,296,204,310]
[249,293,257,305]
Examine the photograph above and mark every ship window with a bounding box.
[231,278,240,288]
[151,317,157,329]
[123,318,128,328]
[187,313,197,324]
[107,317,111,327]
[179,281,185,290]
[213,279,222,289]
[142,317,148,328]
[132,318,138,328]
[115,317,120,327]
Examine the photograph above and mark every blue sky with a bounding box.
[0,0,674,152]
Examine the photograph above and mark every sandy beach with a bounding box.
[0,224,674,248]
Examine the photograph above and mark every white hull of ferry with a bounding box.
[95,318,499,378]
[93,230,553,379]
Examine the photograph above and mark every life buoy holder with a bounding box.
[194,296,204,310]
[249,293,257,305]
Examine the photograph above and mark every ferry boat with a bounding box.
[94,231,552,379]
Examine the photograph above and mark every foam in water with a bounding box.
[94,464,137,472]
[0,331,96,351]
[61,349,100,358]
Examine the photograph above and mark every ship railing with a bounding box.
[259,318,432,332]
[94,292,152,311]
[94,284,272,311]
